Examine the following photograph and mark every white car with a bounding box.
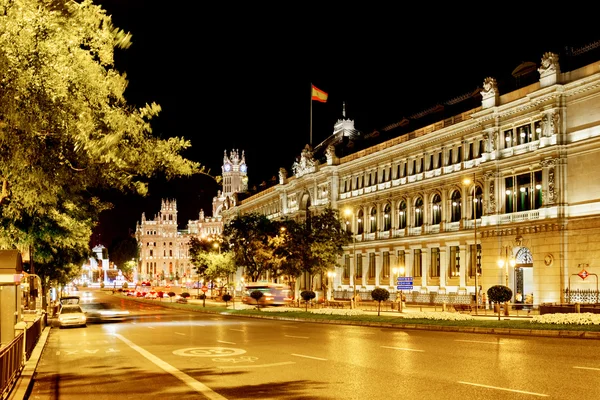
[57,304,87,328]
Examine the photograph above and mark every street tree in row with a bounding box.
[223,213,283,282]
[0,1,214,295]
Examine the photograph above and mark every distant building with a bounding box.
[135,149,249,284]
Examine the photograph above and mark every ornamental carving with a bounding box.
[292,144,316,178]
[548,167,556,204]
[481,77,498,96]
[278,168,287,184]
[538,52,559,75]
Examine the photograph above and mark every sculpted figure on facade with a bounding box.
[538,52,559,75]
[325,144,336,164]
[278,167,287,184]
[550,111,560,135]
[480,77,497,97]
[292,144,316,178]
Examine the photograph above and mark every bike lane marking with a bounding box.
[113,333,228,400]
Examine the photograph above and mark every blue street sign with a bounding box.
[397,276,413,290]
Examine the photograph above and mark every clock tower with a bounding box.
[213,149,248,216]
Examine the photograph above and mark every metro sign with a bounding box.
[578,269,590,280]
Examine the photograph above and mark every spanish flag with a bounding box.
[311,84,328,103]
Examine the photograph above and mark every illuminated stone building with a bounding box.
[135,149,248,284]
[222,43,600,305]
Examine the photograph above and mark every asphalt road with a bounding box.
[28,291,600,399]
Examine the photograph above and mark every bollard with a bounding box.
[442,301,447,312]
[575,303,581,313]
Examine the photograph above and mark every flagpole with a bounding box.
[309,83,313,146]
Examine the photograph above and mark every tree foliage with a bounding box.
[371,288,390,316]
[0,0,211,279]
[223,213,280,282]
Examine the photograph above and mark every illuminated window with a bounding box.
[413,249,422,277]
[430,248,440,277]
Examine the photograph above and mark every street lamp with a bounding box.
[463,173,480,315]
[497,246,516,288]
[344,208,358,309]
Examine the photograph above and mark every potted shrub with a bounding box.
[250,290,264,310]
[222,293,232,307]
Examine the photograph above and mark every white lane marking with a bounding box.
[175,332,185,336]
[455,339,504,345]
[381,346,424,352]
[217,340,236,345]
[147,326,155,330]
[84,350,99,354]
[574,366,600,371]
[291,353,327,361]
[458,381,548,397]
[114,334,228,400]
[284,335,309,339]
[230,329,245,332]
[281,325,298,328]
[218,361,295,369]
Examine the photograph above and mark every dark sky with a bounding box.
[91,2,599,246]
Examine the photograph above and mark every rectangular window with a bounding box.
[419,158,424,173]
[468,143,473,160]
[479,139,484,156]
[457,146,462,163]
[504,129,514,148]
[356,254,363,278]
[368,253,376,279]
[402,162,407,177]
[448,149,453,165]
[413,249,422,277]
[344,255,350,279]
[430,248,440,277]
[397,250,405,273]
[449,246,459,278]
[534,170,543,209]
[411,160,416,175]
[383,251,390,280]
[428,155,433,171]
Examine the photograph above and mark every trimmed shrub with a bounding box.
[122,282,128,289]
[181,292,190,298]
[222,293,232,305]
[250,290,264,309]
[300,290,316,311]
[371,288,390,316]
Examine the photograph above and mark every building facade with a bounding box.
[222,47,600,305]
[135,149,249,285]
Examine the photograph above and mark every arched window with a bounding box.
[357,210,364,234]
[398,201,407,229]
[414,197,423,227]
[451,190,462,223]
[383,203,391,230]
[431,194,442,225]
[370,208,377,232]
[473,186,483,219]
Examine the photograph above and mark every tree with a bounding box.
[487,285,513,320]
[274,208,351,291]
[250,290,264,310]
[223,213,280,281]
[300,290,316,311]
[0,0,213,279]
[371,288,390,316]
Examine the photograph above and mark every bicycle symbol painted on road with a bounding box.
[173,347,246,357]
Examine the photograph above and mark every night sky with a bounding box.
[91,2,599,246]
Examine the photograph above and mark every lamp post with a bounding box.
[463,173,480,315]
[497,246,516,288]
[344,208,358,309]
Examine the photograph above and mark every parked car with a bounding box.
[80,302,130,323]
[56,304,87,328]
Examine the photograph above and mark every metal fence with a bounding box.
[0,314,46,400]
[564,288,600,303]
